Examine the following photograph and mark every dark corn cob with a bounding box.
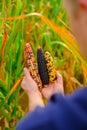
[25,43,42,90]
[44,51,56,82]
[37,48,49,85]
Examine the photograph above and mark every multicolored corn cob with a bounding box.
[25,43,42,90]
[37,48,49,85]
[44,51,56,82]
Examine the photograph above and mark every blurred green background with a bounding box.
[0,0,87,129]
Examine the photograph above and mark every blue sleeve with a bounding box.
[16,87,87,130]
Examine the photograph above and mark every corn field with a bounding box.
[0,0,87,129]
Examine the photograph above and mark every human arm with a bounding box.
[16,87,87,130]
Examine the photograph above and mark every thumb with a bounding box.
[56,71,63,83]
[23,67,30,78]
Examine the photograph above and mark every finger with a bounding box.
[21,77,26,89]
[42,87,53,100]
[23,67,30,78]
[56,71,63,83]
[41,88,45,96]
[42,88,48,99]
[42,85,52,95]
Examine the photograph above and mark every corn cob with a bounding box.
[44,51,56,82]
[25,43,42,90]
[37,48,49,85]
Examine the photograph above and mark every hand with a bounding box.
[21,68,44,111]
[21,68,39,96]
[42,72,64,100]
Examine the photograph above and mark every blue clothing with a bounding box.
[16,87,87,130]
